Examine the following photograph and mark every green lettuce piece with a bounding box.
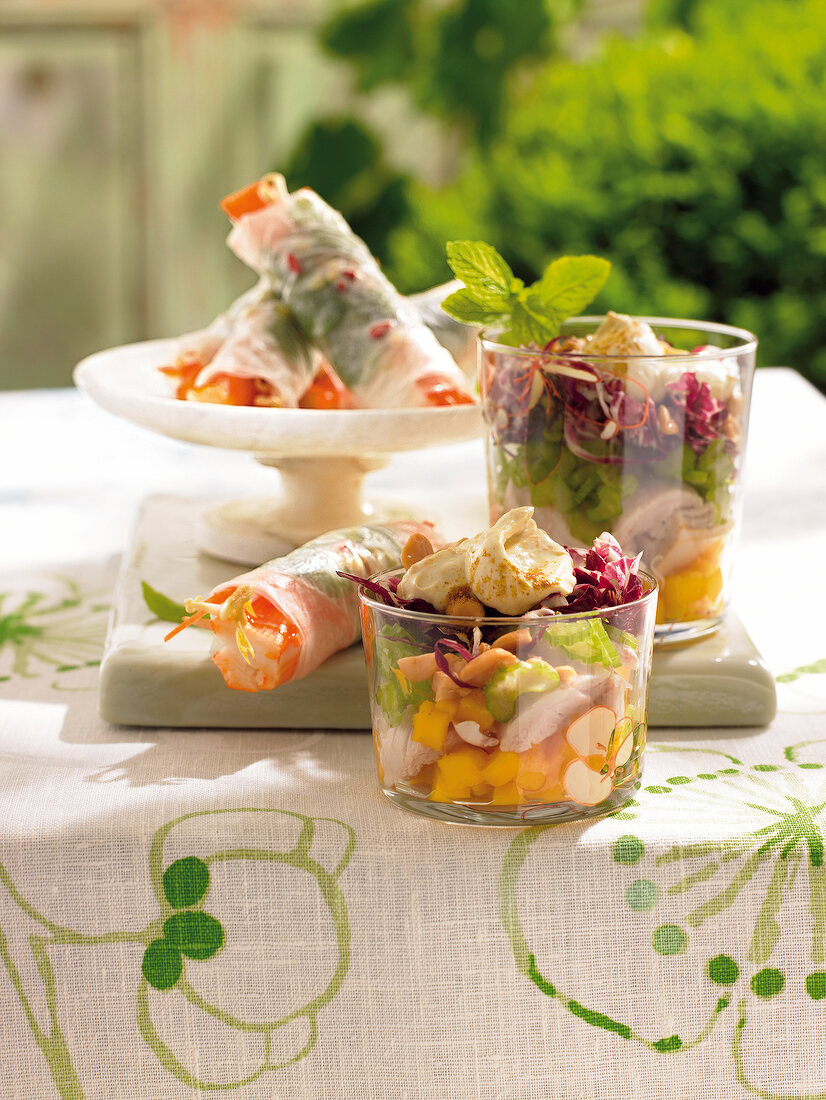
[484,658,561,722]
[373,623,433,725]
[543,618,620,669]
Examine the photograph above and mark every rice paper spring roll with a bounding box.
[224,174,476,408]
[161,278,319,407]
[194,283,319,406]
[172,519,440,693]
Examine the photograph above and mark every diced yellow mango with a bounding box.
[482,750,521,787]
[528,781,565,804]
[454,692,496,731]
[517,770,546,793]
[428,785,471,803]
[411,699,456,750]
[488,781,525,806]
[471,782,495,800]
[661,566,723,622]
[437,747,488,792]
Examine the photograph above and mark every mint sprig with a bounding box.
[442,240,610,347]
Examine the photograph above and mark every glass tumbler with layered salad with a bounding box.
[356,509,657,825]
[481,314,757,643]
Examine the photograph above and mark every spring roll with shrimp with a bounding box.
[222,175,475,409]
[161,280,319,407]
[169,520,439,692]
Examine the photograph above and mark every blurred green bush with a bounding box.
[283,0,581,262]
[386,0,826,388]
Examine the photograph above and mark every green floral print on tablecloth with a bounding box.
[500,742,826,1099]
[0,808,355,1097]
[0,578,108,688]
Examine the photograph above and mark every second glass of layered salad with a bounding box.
[481,314,756,641]
[354,508,657,825]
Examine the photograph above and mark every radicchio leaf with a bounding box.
[665,371,729,455]
[336,571,437,614]
[434,638,473,686]
[561,536,644,613]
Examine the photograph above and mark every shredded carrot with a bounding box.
[164,608,209,642]
[220,180,270,220]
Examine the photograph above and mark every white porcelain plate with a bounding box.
[74,338,484,459]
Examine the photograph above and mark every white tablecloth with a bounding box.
[0,369,825,1100]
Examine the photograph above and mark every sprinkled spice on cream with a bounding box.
[397,507,575,615]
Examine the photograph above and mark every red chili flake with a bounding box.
[369,321,392,339]
[287,253,302,274]
[342,269,356,281]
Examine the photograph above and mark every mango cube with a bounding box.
[436,747,488,793]
[471,782,495,800]
[428,786,470,803]
[488,781,524,806]
[454,692,496,731]
[411,699,456,750]
[661,565,723,622]
[482,750,521,787]
[517,770,546,793]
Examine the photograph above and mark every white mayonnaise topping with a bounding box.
[587,312,665,358]
[585,314,741,403]
[395,542,471,609]
[625,347,741,402]
[397,507,575,615]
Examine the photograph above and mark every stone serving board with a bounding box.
[99,495,777,730]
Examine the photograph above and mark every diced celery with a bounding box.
[605,623,639,653]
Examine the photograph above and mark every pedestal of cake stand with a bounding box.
[197,453,405,565]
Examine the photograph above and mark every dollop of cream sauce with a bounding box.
[397,507,575,615]
[584,312,740,402]
[586,311,666,358]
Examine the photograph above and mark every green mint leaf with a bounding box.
[142,581,187,624]
[537,255,611,320]
[446,240,515,302]
[508,290,559,347]
[441,288,508,326]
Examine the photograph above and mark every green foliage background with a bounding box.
[285,0,826,390]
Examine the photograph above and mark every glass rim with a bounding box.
[357,565,659,626]
[480,315,758,361]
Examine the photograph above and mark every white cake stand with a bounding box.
[74,338,483,564]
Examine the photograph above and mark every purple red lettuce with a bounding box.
[337,571,437,614]
[557,532,644,614]
[665,371,729,456]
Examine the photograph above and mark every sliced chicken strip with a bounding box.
[375,711,439,788]
[611,483,730,580]
[498,668,628,754]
